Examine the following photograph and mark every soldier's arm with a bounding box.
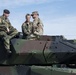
[8,21,18,33]
[0,17,3,25]
[34,28,43,35]
[38,23,43,35]
[0,18,1,24]
[0,18,7,32]
[9,25,18,32]
[33,20,44,35]
[8,24,18,38]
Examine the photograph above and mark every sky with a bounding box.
[0,0,76,39]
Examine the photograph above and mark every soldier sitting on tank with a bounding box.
[31,11,44,39]
[22,14,34,39]
[0,9,18,53]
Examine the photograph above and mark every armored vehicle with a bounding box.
[0,33,76,75]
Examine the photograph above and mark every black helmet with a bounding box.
[3,9,10,14]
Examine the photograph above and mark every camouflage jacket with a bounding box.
[0,15,17,33]
[22,21,33,38]
[32,18,43,35]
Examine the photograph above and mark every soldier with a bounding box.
[0,9,18,53]
[31,11,44,38]
[22,14,33,39]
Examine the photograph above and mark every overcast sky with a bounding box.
[0,0,76,39]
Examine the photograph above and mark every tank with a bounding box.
[0,33,76,75]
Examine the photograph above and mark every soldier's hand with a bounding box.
[7,27,10,32]
[34,31,39,35]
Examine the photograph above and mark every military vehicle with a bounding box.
[0,33,76,75]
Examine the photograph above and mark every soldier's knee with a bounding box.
[0,31,7,36]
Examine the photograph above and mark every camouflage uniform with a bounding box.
[22,21,33,39]
[0,15,18,51]
[31,11,44,39]
[32,18,43,36]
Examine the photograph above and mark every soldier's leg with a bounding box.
[3,36,11,53]
[0,31,11,53]
[3,35,12,53]
[9,30,18,39]
[0,31,7,37]
[3,36,10,50]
